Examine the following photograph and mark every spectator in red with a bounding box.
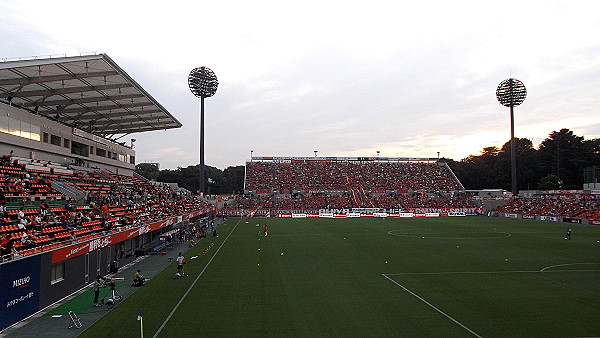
[0,234,8,259]
[101,203,110,220]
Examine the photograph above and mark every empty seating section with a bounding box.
[0,153,213,261]
[1,156,74,200]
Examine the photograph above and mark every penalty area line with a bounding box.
[382,274,482,338]
[152,218,242,338]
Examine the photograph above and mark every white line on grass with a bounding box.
[385,268,600,276]
[387,229,511,240]
[382,274,482,338]
[540,262,600,272]
[152,218,242,338]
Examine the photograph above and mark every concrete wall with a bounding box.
[0,103,135,175]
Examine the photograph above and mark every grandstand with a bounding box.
[0,54,214,332]
[220,156,600,226]
[492,191,600,225]
[220,156,480,217]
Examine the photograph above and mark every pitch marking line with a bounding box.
[385,267,600,276]
[540,262,600,272]
[152,218,242,338]
[382,274,482,338]
[387,229,512,240]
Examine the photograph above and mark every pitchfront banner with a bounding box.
[0,255,41,331]
[52,216,180,264]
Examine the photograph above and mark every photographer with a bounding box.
[132,269,144,287]
[93,275,105,307]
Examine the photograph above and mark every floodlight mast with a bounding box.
[496,78,527,196]
[188,67,218,195]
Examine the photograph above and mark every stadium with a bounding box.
[1,54,599,337]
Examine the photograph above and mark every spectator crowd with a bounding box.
[245,161,463,193]
[0,152,213,261]
[222,160,474,213]
[493,194,600,219]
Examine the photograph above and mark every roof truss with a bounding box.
[0,54,182,137]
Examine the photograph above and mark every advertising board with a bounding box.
[0,255,41,331]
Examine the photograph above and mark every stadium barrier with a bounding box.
[495,212,596,226]
[448,212,466,217]
[220,209,479,219]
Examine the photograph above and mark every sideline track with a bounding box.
[0,220,225,338]
[151,217,242,338]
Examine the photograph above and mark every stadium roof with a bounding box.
[0,53,182,138]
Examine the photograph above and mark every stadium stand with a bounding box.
[221,157,475,215]
[0,53,218,332]
[0,53,214,260]
[244,160,463,193]
[492,193,600,219]
[0,150,213,261]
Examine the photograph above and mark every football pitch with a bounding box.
[80,217,600,337]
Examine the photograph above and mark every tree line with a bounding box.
[135,128,599,194]
[446,128,599,190]
[135,163,245,195]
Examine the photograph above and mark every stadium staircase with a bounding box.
[51,181,85,202]
[344,176,375,208]
[133,171,151,183]
[440,162,465,190]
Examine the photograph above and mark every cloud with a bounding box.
[1,0,599,170]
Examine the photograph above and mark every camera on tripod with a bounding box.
[103,277,117,287]
[102,277,124,288]
[101,277,124,305]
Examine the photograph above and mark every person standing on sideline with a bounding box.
[93,275,104,306]
[565,228,572,240]
[176,252,185,275]
[263,224,268,237]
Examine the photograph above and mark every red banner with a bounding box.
[51,209,210,264]
[182,209,209,220]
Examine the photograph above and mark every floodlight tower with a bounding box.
[496,78,527,196]
[188,67,218,195]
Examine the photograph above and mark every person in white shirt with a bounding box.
[18,218,29,230]
[20,231,29,245]
[176,252,185,275]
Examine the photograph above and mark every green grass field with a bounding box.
[80,217,600,337]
